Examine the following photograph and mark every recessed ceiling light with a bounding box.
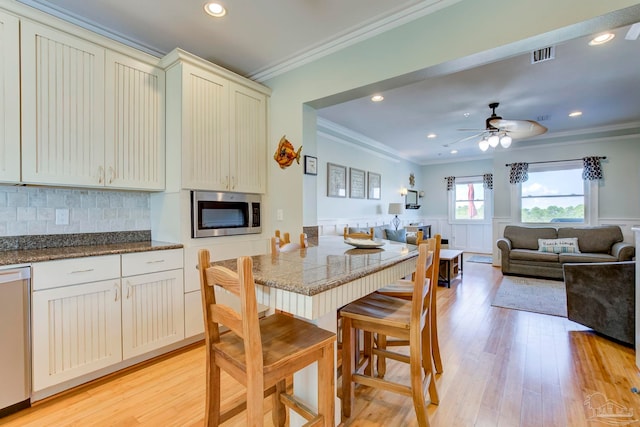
[371,95,384,102]
[589,33,615,46]
[569,111,583,117]
[204,2,227,17]
[450,149,458,154]
[427,133,437,139]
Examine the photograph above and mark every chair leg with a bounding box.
[421,321,439,405]
[272,380,287,427]
[341,317,354,418]
[431,283,443,374]
[410,332,431,427]
[363,330,374,377]
[376,333,387,378]
[205,354,221,426]
[246,376,265,426]
[318,343,335,427]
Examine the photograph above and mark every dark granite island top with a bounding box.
[0,231,182,266]
[212,235,418,320]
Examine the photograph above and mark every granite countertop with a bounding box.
[213,235,417,297]
[0,231,182,266]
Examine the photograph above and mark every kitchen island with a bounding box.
[213,235,418,320]
[212,235,419,426]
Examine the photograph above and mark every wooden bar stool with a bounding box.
[198,249,336,426]
[339,244,438,427]
[376,234,443,376]
[271,232,308,253]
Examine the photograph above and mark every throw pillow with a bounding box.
[538,238,581,254]
[385,228,407,243]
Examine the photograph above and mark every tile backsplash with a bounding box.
[0,185,150,236]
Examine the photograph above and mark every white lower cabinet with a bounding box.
[32,249,184,393]
[32,278,122,392]
[121,250,184,359]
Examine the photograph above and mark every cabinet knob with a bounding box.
[108,167,114,184]
[98,166,104,184]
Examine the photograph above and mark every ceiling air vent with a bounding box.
[531,46,555,64]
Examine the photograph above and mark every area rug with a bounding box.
[492,276,567,317]
[467,255,492,264]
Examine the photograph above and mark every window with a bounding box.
[450,178,489,222]
[517,161,594,224]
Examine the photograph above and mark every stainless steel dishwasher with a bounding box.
[0,265,31,418]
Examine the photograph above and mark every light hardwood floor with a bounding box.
[2,258,638,427]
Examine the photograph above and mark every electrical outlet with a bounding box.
[55,208,70,225]
[276,209,283,221]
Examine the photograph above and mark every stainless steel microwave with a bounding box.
[191,191,262,238]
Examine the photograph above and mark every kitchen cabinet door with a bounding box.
[105,51,165,190]
[121,269,185,359]
[180,63,230,191]
[0,10,20,183]
[21,20,106,187]
[32,279,122,392]
[229,82,267,193]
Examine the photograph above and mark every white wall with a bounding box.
[316,132,424,231]
[264,0,640,236]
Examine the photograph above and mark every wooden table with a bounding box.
[439,249,463,288]
[213,235,418,425]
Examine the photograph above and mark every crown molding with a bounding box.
[15,0,165,57]
[249,0,463,82]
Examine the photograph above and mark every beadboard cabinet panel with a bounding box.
[121,269,184,359]
[32,249,184,392]
[164,49,269,193]
[0,10,20,183]
[21,20,105,186]
[230,82,267,193]
[180,63,230,190]
[32,279,122,392]
[20,19,165,190]
[105,51,165,190]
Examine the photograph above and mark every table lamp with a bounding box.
[388,203,405,230]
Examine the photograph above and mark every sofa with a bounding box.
[563,261,635,345]
[496,225,635,280]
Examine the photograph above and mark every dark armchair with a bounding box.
[563,261,635,345]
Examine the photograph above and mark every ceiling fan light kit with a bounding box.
[471,102,546,152]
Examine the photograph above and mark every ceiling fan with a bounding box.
[446,102,547,150]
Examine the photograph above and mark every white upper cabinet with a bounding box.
[20,20,165,190]
[179,62,231,190]
[0,10,20,183]
[105,51,165,190]
[20,20,105,187]
[229,82,267,194]
[164,49,270,193]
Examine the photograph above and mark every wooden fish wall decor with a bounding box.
[273,135,302,169]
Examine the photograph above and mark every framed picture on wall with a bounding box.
[304,155,317,175]
[327,163,347,197]
[367,172,381,200]
[349,168,366,198]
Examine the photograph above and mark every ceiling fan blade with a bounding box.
[456,128,486,132]
[489,118,547,138]
[443,132,484,147]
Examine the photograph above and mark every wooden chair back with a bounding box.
[271,232,309,253]
[198,249,336,426]
[198,250,263,370]
[339,243,436,425]
[343,226,374,240]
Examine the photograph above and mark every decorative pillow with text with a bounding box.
[538,238,581,253]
